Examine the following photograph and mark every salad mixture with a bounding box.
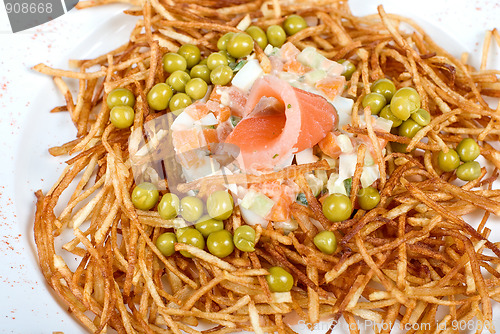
[131,40,397,230]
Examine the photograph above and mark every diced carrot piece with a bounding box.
[250,181,297,221]
[283,60,310,75]
[172,128,202,152]
[204,100,230,123]
[315,76,346,100]
[172,128,204,168]
[318,132,342,159]
[184,102,209,120]
[209,86,222,102]
[201,128,218,150]
[268,196,292,222]
[219,106,231,123]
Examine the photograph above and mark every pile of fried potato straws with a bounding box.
[33,0,500,333]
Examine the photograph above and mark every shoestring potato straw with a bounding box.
[33,0,500,333]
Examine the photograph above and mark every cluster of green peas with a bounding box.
[437,138,481,181]
[130,182,299,292]
[321,186,381,223]
[362,78,482,181]
[219,14,309,55]
[130,183,252,256]
[362,79,431,145]
[307,187,381,258]
[103,43,233,128]
[157,43,235,115]
[305,190,380,268]
[156,221,257,259]
[106,87,137,129]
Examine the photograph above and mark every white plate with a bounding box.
[10,0,500,333]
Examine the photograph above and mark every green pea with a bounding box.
[217,32,235,51]
[178,44,201,69]
[156,232,176,257]
[175,227,189,239]
[207,52,229,70]
[410,108,431,126]
[362,92,387,115]
[163,52,187,73]
[266,266,294,292]
[379,105,402,127]
[456,138,480,162]
[227,33,254,59]
[185,78,208,100]
[180,196,204,222]
[199,58,208,66]
[398,119,422,138]
[195,215,224,238]
[437,149,460,172]
[357,186,380,210]
[390,87,421,121]
[313,231,337,255]
[219,50,236,66]
[158,193,180,220]
[207,190,233,220]
[177,228,205,258]
[190,64,211,84]
[131,182,159,210]
[207,229,234,258]
[371,78,396,102]
[322,193,352,222]
[233,225,256,252]
[456,161,481,181]
[338,59,356,80]
[266,25,286,47]
[210,65,233,86]
[245,25,267,50]
[110,105,134,129]
[221,52,236,71]
[106,88,135,109]
[169,93,192,115]
[147,83,173,111]
[167,70,191,92]
[283,14,307,36]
